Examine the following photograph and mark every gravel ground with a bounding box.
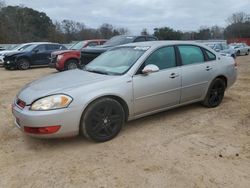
[0,56,250,188]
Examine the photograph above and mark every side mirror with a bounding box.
[215,48,220,52]
[142,64,159,74]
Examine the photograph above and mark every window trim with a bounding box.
[135,45,178,75]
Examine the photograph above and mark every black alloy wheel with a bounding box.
[81,98,125,142]
[203,78,226,108]
[18,59,30,70]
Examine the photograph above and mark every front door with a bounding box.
[132,46,181,115]
[31,44,49,65]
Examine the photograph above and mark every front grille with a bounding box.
[51,54,57,63]
[16,99,26,109]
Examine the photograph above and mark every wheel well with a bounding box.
[66,58,79,64]
[84,95,129,121]
[216,75,227,88]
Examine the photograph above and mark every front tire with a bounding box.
[17,58,30,70]
[81,98,125,142]
[64,59,79,71]
[202,78,226,108]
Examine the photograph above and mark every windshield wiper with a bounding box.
[85,69,109,75]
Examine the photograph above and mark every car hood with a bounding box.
[52,50,78,55]
[18,69,114,105]
[5,51,26,57]
[0,50,13,55]
[81,45,114,53]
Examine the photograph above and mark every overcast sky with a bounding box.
[4,0,250,34]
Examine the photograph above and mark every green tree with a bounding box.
[154,27,182,40]
[0,5,54,43]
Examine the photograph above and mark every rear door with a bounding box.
[133,46,181,115]
[177,45,216,103]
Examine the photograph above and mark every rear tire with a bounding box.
[237,50,241,56]
[64,59,79,71]
[80,98,125,142]
[202,78,226,108]
[17,58,30,70]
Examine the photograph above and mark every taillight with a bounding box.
[24,125,61,134]
[17,99,26,109]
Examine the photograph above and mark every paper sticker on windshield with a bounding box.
[134,46,150,51]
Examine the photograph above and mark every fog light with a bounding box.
[24,125,61,134]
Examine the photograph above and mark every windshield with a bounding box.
[22,44,38,52]
[104,36,135,46]
[70,41,87,50]
[16,44,32,51]
[85,46,149,75]
[8,44,21,50]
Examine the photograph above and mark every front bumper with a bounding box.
[12,102,82,138]
[4,60,16,69]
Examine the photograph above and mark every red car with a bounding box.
[50,39,107,71]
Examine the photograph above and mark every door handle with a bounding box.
[169,73,179,79]
[206,66,213,71]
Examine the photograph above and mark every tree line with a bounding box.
[150,12,250,40]
[0,1,250,43]
[0,2,128,43]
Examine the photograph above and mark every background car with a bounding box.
[203,42,237,58]
[12,41,237,142]
[230,43,250,56]
[50,39,107,71]
[80,35,158,65]
[4,43,67,70]
[0,43,39,66]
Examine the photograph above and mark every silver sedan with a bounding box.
[12,41,237,142]
[230,43,250,56]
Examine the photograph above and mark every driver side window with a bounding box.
[34,45,46,52]
[144,46,176,70]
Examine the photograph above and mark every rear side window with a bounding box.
[144,46,176,70]
[205,50,216,61]
[178,45,205,65]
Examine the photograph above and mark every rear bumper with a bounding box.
[12,103,82,138]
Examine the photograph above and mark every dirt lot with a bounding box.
[0,56,250,188]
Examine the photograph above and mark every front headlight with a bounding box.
[57,55,63,61]
[30,94,73,111]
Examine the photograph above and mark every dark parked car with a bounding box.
[4,43,67,70]
[81,35,158,65]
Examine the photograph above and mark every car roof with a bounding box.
[121,40,210,48]
[22,42,62,45]
[84,39,107,42]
